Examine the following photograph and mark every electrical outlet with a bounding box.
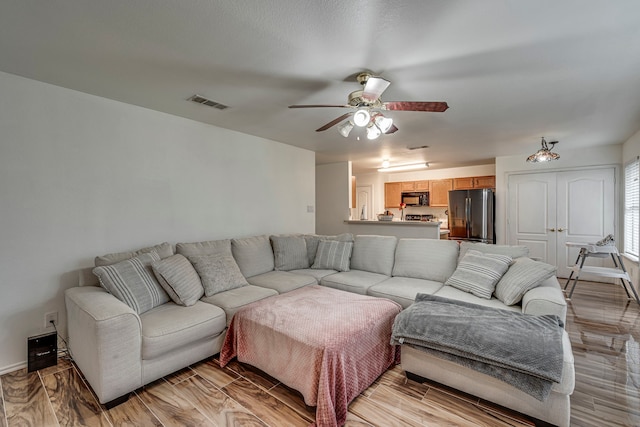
[45,311,58,328]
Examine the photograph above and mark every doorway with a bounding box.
[356,185,373,220]
[507,167,616,278]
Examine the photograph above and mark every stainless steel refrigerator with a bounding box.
[447,188,495,243]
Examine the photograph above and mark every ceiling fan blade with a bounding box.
[316,112,353,132]
[385,124,399,134]
[383,101,449,112]
[362,76,391,103]
[289,104,351,109]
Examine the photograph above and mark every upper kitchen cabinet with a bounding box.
[414,180,430,191]
[429,179,453,207]
[384,182,402,208]
[453,175,496,190]
[401,181,416,192]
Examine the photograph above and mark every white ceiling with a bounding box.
[1,0,640,173]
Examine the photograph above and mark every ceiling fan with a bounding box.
[289,72,449,139]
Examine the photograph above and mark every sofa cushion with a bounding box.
[350,235,397,276]
[433,285,520,313]
[151,254,204,306]
[231,235,275,278]
[495,257,558,305]
[187,254,249,297]
[176,239,231,257]
[201,285,278,325]
[140,301,226,360]
[304,233,354,266]
[270,235,309,271]
[246,270,316,293]
[93,251,170,314]
[320,270,388,295]
[94,242,174,267]
[445,250,512,299]
[392,239,459,282]
[289,268,338,282]
[368,277,444,308]
[459,241,529,262]
[312,240,353,271]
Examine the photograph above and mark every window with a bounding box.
[624,158,639,258]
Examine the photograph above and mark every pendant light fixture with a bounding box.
[526,137,560,163]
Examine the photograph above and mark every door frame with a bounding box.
[356,184,374,221]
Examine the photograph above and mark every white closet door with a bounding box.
[507,167,616,279]
[507,173,557,264]
[556,168,615,278]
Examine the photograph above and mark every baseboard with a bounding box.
[0,361,27,376]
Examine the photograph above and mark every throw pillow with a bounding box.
[187,254,249,297]
[94,242,174,267]
[270,235,310,271]
[152,254,204,306]
[458,241,529,263]
[311,240,353,272]
[445,249,512,299]
[304,233,354,266]
[495,257,557,305]
[93,251,170,314]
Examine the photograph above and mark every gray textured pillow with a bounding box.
[495,257,557,305]
[270,235,309,271]
[312,240,353,272]
[188,254,249,296]
[152,254,204,306]
[95,242,174,267]
[93,251,170,314]
[445,250,512,299]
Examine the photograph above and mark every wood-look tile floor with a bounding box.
[1,280,638,426]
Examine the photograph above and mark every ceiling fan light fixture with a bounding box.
[526,137,560,163]
[377,162,429,172]
[337,120,354,138]
[374,114,393,133]
[353,109,371,127]
[366,123,381,140]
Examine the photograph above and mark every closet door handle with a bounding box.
[558,228,565,232]
[549,228,556,232]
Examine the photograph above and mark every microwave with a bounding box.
[401,191,429,206]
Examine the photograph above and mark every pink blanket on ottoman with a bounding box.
[220,285,402,427]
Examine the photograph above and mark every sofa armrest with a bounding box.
[521,276,567,323]
[65,286,143,404]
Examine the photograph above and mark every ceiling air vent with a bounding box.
[188,94,229,110]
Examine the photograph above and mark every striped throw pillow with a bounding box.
[495,257,557,305]
[152,254,204,306]
[312,240,353,272]
[93,251,170,314]
[445,250,512,299]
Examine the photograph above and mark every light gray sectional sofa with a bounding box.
[65,233,574,426]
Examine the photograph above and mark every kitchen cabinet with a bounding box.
[401,181,416,192]
[414,180,430,191]
[453,175,495,190]
[429,179,453,207]
[384,182,402,208]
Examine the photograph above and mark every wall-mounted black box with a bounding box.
[27,331,57,372]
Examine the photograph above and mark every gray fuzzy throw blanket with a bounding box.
[391,294,564,401]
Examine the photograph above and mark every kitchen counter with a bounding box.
[344,220,442,239]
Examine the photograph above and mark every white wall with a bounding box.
[316,162,352,235]
[0,71,315,372]
[495,145,622,244]
[356,164,496,218]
